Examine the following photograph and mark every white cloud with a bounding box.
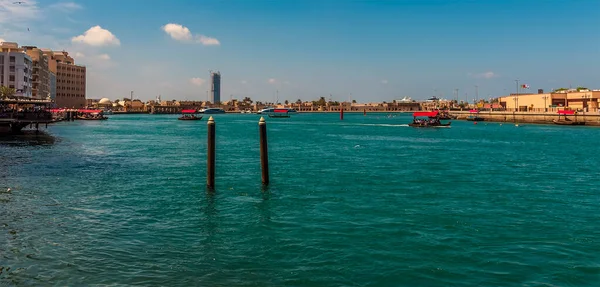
[470,71,497,79]
[0,0,39,23]
[74,52,85,58]
[283,80,290,85]
[49,2,82,12]
[98,53,110,60]
[0,38,5,43]
[197,35,220,46]
[72,25,120,46]
[267,78,276,84]
[162,23,220,46]
[241,80,247,84]
[162,23,192,41]
[381,80,388,84]
[189,77,205,86]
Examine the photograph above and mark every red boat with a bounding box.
[553,110,584,125]
[178,109,203,120]
[409,111,451,127]
[77,109,108,120]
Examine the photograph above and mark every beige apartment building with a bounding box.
[23,46,50,99]
[500,89,599,112]
[43,50,86,108]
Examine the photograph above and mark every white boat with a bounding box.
[102,109,114,115]
[200,108,226,114]
[259,108,295,118]
[258,107,297,115]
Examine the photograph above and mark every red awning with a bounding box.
[469,109,479,113]
[181,109,197,113]
[274,109,289,113]
[77,109,102,113]
[558,110,575,115]
[50,109,65,113]
[413,111,439,117]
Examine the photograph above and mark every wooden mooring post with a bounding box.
[259,117,269,186]
[207,116,216,189]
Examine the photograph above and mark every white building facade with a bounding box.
[0,42,33,97]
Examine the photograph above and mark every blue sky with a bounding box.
[1,0,598,102]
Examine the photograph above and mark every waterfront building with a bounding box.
[42,49,86,108]
[23,46,50,100]
[210,71,221,104]
[499,89,600,112]
[0,42,33,97]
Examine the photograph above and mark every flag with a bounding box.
[521,84,530,89]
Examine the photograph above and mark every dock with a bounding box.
[450,111,600,126]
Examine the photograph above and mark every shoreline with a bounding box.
[449,111,600,126]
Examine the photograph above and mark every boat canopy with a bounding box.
[273,109,289,113]
[78,109,103,113]
[50,109,66,113]
[413,111,439,117]
[181,109,197,114]
[558,110,575,115]
[469,109,479,113]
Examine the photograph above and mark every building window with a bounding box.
[9,56,15,62]
[9,75,15,81]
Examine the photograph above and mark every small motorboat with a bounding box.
[408,111,451,127]
[553,110,584,125]
[178,109,203,120]
[77,109,108,120]
[466,110,484,121]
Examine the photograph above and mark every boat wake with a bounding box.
[358,124,409,127]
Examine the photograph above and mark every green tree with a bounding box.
[352,99,357,103]
[0,86,16,98]
[284,100,289,105]
[315,96,326,106]
[296,99,302,104]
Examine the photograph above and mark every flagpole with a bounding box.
[515,79,519,112]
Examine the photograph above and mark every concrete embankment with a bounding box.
[451,111,600,126]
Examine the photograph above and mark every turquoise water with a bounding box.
[2,113,600,286]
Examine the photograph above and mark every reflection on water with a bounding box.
[0,131,57,147]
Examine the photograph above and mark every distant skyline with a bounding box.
[1,0,598,103]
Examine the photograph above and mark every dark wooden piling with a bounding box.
[340,107,344,120]
[207,116,216,189]
[363,109,366,116]
[259,117,269,186]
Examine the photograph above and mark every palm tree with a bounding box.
[0,86,16,98]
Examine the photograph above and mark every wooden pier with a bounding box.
[1,98,55,134]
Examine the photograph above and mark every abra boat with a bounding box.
[438,110,457,120]
[258,107,297,115]
[553,110,585,125]
[268,108,291,118]
[409,111,451,127]
[178,109,203,120]
[466,109,484,121]
[77,109,108,120]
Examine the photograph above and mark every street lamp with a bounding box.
[513,97,518,112]
[542,95,548,112]
[582,94,590,113]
